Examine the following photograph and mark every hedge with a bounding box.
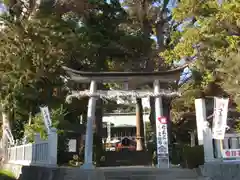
[0,169,16,180]
[181,145,204,169]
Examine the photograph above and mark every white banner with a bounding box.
[212,97,229,140]
[4,127,14,145]
[156,116,169,166]
[107,122,111,142]
[40,106,52,133]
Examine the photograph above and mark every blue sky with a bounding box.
[0,3,6,14]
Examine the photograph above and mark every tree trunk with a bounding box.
[94,98,103,166]
[1,103,10,161]
[136,98,145,151]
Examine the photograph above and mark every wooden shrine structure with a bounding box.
[63,66,186,169]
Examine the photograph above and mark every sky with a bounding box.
[0,3,6,12]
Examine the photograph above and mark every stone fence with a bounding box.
[6,128,58,167]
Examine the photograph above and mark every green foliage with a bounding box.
[219,53,240,106]
[162,0,240,130]
[0,13,67,104]
[24,106,70,165]
[24,106,68,142]
[0,169,16,180]
[162,0,240,89]
[0,8,75,140]
[234,119,240,133]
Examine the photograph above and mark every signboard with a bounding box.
[40,106,52,133]
[222,149,240,158]
[212,97,229,140]
[156,116,169,168]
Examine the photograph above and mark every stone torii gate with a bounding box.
[63,66,184,169]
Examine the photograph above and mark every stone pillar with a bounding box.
[215,140,223,158]
[34,133,41,142]
[48,128,58,166]
[231,137,238,149]
[195,99,205,145]
[195,99,214,162]
[154,80,169,168]
[81,81,97,169]
[203,121,215,162]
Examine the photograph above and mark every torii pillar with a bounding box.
[81,81,97,169]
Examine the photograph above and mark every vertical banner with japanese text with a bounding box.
[212,97,229,140]
[156,116,169,168]
[40,106,52,134]
[107,122,111,142]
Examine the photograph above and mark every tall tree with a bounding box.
[162,0,239,133]
[0,2,80,149]
[122,0,177,149]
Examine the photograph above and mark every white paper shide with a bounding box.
[212,97,229,140]
[40,106,52,133]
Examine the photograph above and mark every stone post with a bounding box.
[231,137,238,149]
[81,81,97,169]
[48,128,58,166]
[215,140,223,158]
[34,133,41,142]
[195,99,205,145]
[195,99,214,162]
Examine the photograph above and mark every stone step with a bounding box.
[101,167,200,180]
[18,165,203,180]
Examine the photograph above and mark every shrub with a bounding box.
[171,143,184,165]
[0,169,16,180]
[24,106,70,165]
[182,145,204,169]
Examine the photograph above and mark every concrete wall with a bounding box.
[6,162,240,180]
[200,162,240,180]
